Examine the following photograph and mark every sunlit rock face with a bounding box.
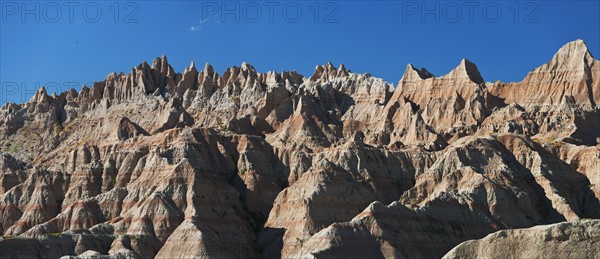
[0,40,598,258]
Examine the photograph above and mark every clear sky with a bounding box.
[1,1,599,104]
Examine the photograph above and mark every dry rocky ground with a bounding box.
[0,40,599,258]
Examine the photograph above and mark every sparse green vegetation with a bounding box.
[5,142,21,154]
[356,174,366,183]
[48,232,62,237]
[296,237,305,247]
[239,161,248,175]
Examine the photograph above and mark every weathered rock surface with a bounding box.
[443,219,600,259]
[0,40,598,258]
[491,40,599,109]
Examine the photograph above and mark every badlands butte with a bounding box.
[0,39,599,259]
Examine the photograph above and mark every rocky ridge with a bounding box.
[0,40,598,258]
[443,219,600,259]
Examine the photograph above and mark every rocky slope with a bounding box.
[443,219,600,259]
[0,40,598,258]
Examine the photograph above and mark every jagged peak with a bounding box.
[401,64,434,81]
[241,61,256,72]
[222,62,257,77]
[159,54,168,65]
[29,86,49,104]
[325,61,335,70]
[184,61,198,74]
[203,62,214,75]
[531,39,597,73]
[151,55,172,75]
[65,88,78,98]
[265,70,278,77]
[151,56,162,68]
[37,86,47,95]
[137,60,151,71]
[321,61,351,73]
[315,61,339,73]
[557,39,593,58]
[441,58,484,84]
[309,61,351,82]
[106,71,118,79]
[135,56,172,74]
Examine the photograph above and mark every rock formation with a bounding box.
[0,40,598,258]
[443,219,600,259]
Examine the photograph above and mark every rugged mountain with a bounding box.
[489,39,600,144]
[491,40,599,108]
[0,40,598,258]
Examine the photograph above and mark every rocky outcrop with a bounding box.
[0,40,598,258]
[443,219,600,259]
[292,134,599,258]
[115,117,149,141]
[377,58,499,150]
[491,39,599,109]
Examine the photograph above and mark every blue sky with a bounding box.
[1,1,599,104]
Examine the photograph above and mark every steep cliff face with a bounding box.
[0,40,598,258]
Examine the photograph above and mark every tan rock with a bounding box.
[0,40,598,258]
[443,219,600,259]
